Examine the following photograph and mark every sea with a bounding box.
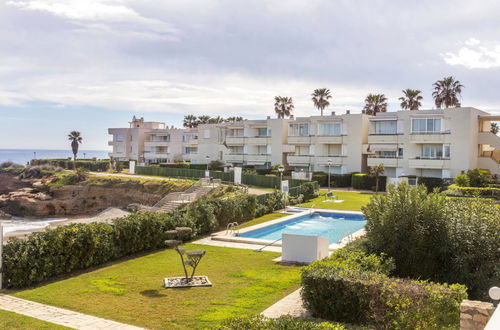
[0,149,110,165]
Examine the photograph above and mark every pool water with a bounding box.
[238,212,366,244]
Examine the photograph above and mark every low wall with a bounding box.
[460,300,495,330]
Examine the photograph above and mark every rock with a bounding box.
[0,210,12,220]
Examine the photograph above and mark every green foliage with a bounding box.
[454,173,470,187]
[417,176,447,192]
[216,315,345,329]
[301,249,467,329]
[31,159,124,172]
[445,184,500,199]
[465,168,492,187]
[255,191,286,216]
[351,173,386,191]
[363,182,500,300]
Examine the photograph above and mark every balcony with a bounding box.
[478,132,500,149]
[408,158,450,169]
[314,156,345,165]
[145,152,169,159]
[288,136,312,144]
[368,134,401,144]
[245,136,271,145]
[246,154,270,165]
[225,136,245,145]
[225,154,244,163]
[287,155,313,165]
[367,156,402,167]
[144,141,170,147]
[108,141,114,146]
[409,132,451,144]
[315,135,343,144]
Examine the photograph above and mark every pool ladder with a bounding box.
[309,205,316,215]
[339,232,354,244]
[226,222,239,235]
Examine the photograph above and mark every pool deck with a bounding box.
[200,209,366,252]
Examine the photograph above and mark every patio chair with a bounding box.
[325,191,337,201]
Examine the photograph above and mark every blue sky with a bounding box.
[1,0,500,150]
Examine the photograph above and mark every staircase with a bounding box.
[148,179,219,214]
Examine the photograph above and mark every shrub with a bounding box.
[418,176,446,192]
[351,173,386,191]
[31,159,114,172]
[444,184,500,199]
[301,249,467,329]
[20,165,62,179]
[466,168,492,187]
[0,161,23,168]
[363,182,500,300]
[255,191,286,216]
[454,173,470,187]
[207,194,257,228]
[216,315,345,329]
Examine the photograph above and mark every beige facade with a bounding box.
[109,108,500,178]
[365,107,500,178]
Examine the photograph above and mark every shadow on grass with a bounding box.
[140,289,168,298]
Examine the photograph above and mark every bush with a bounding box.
[301,249,467,329]
[0,161,23,168]
[363,183,500,300]
[31,159,115,172]
[466,168,492,187]
[20,165,63,179]
[256,191,286,217]
[312,172,353,188]
[216,315,345,329]
[445,184,500,199]
[418,176,446,192]
[454,173,470,187]
[351,173,386,191]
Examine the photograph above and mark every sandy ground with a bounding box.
[2,207,130,241]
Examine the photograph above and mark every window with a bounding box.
[183,134,198,142]
[116,146,124,153]
[116,134,124,142]
[295,145,310,155]
[444,145,450,158]
[183,147,198,154]
[398,148,404,157]
[371,120,397,134]
[379,151,397,157]
[257,128,268,136]
[228,129,244,137]
[422,145,443,158]
[318,123,341,136]
[229,146,243,154]
[151,135,170,142]
[411,118,442,133]
[256,146,267,155]
[289,123,309,136]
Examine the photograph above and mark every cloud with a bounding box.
[442,38,500,69]
[6,0,178,40]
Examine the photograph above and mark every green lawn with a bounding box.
[12,244,300,330]
[0,310,69,329]
[297,190,375,211]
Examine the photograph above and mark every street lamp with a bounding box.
[33,151,36,160]
[278,165,285,190]
[83,152,86,159]
[205,155,210,171]
[327,159,332,191]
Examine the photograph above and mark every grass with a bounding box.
[0,310,70,329]
[12,244,301,330]
[297,190,375,211]
[237,213,288,229]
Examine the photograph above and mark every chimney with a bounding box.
[346,110,350,114]
[331,111,336,116]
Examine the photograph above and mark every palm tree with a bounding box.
[225,116,244,122]
[432,76,464,108]
[491,123,499,135]
[399,89,423,110]
[197,115,211,125]
[208,116,224,124]
[311,88,332,116]
[183,115,198,128]
[274,96,294,119]
[363,94,388,115]
[68,131,82,161]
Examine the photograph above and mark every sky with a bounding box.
[1,0,500,150]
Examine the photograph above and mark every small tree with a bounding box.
[165,228,206,282]
[369,164,385,193]
[491,122,499,135]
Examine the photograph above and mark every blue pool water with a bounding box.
[238,212,366,244]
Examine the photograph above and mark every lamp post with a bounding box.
[327,159,332,191]
[278,165,285,190]
[33,151,36,160]
[83,152,86,159]
[205,155,210,171]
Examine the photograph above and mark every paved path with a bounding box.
[0,294,144,330]
[261,288,309,318]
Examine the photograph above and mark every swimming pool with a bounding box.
[238,211,366,244]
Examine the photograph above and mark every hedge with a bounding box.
[416,177,451,192]
[351,173,386,191]
[159,162,225,171]
[301,249,467,329]
[217,315,345,330]
[445,184,500,199]
[30,159,128,171]
[2,193,260,288]
[311,172,353,187]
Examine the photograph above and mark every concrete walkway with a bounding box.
[261,288,309,318]
[0,294,143,330]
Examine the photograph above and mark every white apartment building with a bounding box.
[365,107,500,178]
[108,107,500,178]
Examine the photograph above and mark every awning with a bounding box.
[369,144,398,152]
